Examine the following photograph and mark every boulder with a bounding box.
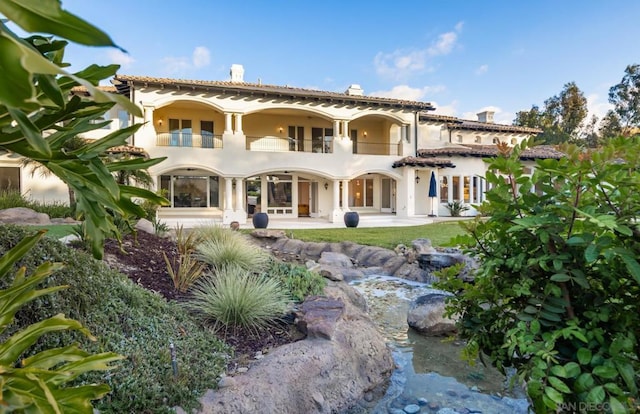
[135,218,155,235]
[0,207,50,224]
[295,295,345,340]
[318,251,353,268]
[196,282,393,413]
[407,293,458,336]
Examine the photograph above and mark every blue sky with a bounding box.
[58,0,639,125]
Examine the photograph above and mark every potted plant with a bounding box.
[445,200,470,217]
[344,211,359,228]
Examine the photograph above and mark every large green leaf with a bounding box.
[0,0,122,49]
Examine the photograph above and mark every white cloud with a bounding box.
[431,100,458,117]
[475,64,488,75]
[586,93,612,123]
[192,46,210,68]
[370,84,445,101]
[107,49,135,68]
[374,22,463,80]
[161,46,212,75]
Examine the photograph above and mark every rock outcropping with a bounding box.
[195,282,394,413]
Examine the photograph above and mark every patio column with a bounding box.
[234,178,244,213]
[224,177,233,212]
[224,113,233,134]
[141,103,154,123]
[234,113,243,134]
[341,179,349,211]
[333,120,340,138]
[341,120,349,139]
[329,179,342,223]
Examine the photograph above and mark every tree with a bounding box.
[608,64,640,136]
[0,1,168,411]
[513,82,588,145]
[437,138,640,413]
[0,1,167,258]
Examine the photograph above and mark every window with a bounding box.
[492,137,499,144]
[452,176,460,201]
[160,173,219,208]
[511,138,518,145]
[463,176,471,202]
[288,126,304,151]
[475,136,482,144]
[201,121,214,148]
[0,167,20,191]
[457,135,463,143]
[311,127,333,153]
[267,174,292,213]
[351,129,358,153]
[169,119,192,146]
[118,110,129,128]
[349,178,373,207]
[440,176,448,203]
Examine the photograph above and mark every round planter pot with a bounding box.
[344,211,359,228]
[252,212,269,229]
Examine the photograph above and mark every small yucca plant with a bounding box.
[187,265,291,336]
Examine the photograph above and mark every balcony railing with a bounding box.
[353,142,400,156]
[245,135,400,155]
[157,132,223,149]
[246,136,334,153]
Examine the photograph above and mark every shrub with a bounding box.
[445,200,470,217]
[188,265,291,336]
[266,259,327,302]
[0,190,74,218]
[164,225,206,292]
[0,225,231,413]
[195,224,270,272]
[436,137,640,413]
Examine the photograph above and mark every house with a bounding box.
[0,65,564,224]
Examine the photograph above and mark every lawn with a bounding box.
[29,224,76,239]
[275,220,469,249]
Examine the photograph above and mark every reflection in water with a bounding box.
[350,275,529,414]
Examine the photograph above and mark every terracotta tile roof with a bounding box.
[419,113,463,123]
[106,145,148,157]
[392,156,456,168]
[70,85,117,95]
[113,75,436,111]
[447,120,542,134]
[417,144,565,160]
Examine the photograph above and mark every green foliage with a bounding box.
[188,265,291,336]
[0,1,168,259]
[0,230,123,412]
[0,225,231,413]
[436,137,640,413]
[164,225,206,293]
[196,224,270,272]
[445,200,470,217]
[0,190,73,218]
[266,259,327,302]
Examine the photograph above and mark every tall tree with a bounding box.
[513,82,588,145]
[608,63,640,136]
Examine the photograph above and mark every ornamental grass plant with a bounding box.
[195,224,270,272]
[188,265,291,336]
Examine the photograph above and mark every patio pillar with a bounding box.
[329,179,342,223]
[224,113,233,134]
[224,177,233,212]
[341,120,349,139]
[234,178,244,213]
[234,113,243,135]
[333,120,340,138]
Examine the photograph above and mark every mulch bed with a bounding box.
[101,231,302,361]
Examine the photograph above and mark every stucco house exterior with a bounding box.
[0,65,564,224]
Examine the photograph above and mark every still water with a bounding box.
[349,275,529,414]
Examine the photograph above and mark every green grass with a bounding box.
[271,221,469,249]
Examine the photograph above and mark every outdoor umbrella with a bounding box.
[428,171,437,216]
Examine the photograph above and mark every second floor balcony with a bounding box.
[244,135,399,155]
[156,132,223,149]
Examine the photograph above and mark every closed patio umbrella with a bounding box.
[428,171,437,216]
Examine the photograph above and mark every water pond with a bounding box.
[348,275,529,414]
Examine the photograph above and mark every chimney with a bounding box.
[477,110,495,123]
[345,84,364,96]
[230,64,244,83]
